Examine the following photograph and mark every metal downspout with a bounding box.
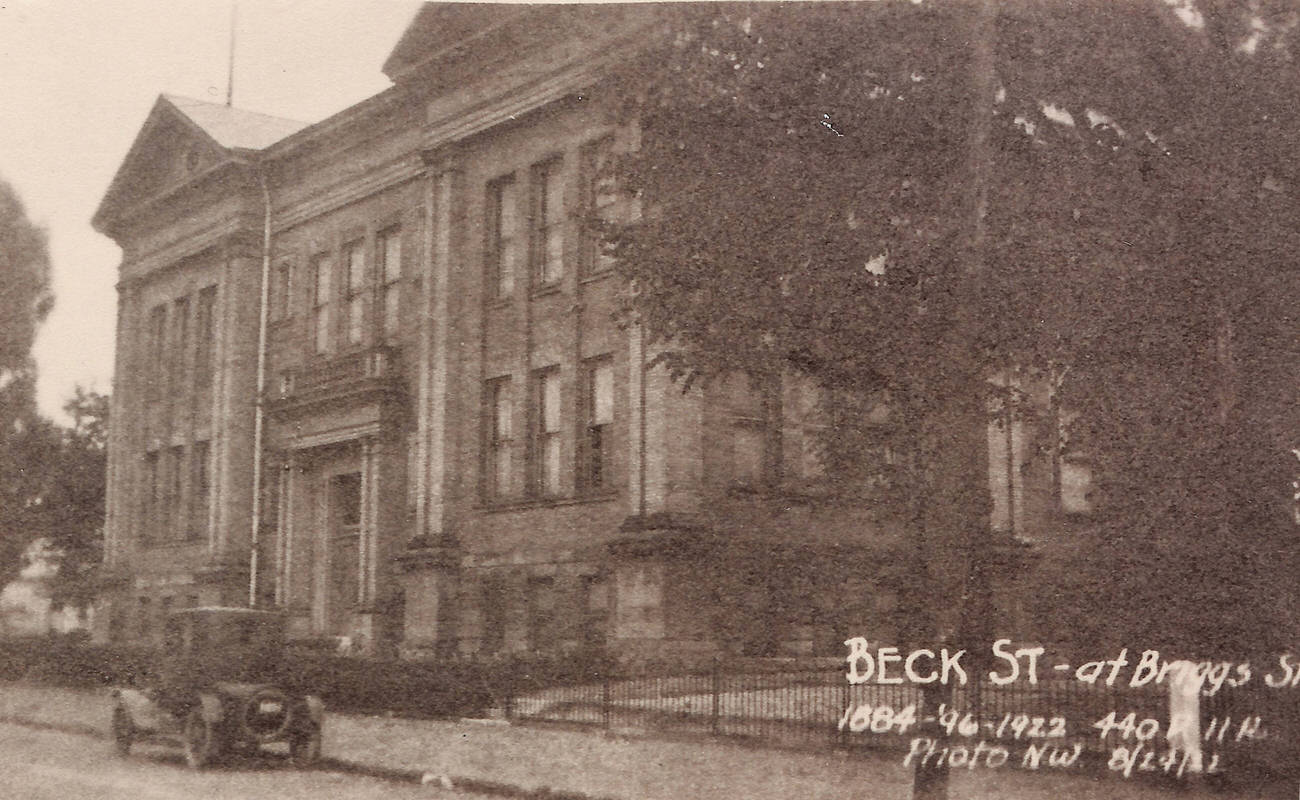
[249,172,272,607]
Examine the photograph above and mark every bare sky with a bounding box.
[0,0,422,420]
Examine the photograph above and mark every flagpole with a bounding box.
[226,2,237,107]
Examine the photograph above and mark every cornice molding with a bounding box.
[118,220,261,287]
[102,157,255,243]
[273,156,424,233]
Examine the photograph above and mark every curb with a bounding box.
[0,713,103,740]
[324,757,620,800]
[0,712,620,800]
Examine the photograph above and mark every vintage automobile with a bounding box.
[110,606,324,768]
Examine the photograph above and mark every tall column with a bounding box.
[212,233,262,570]
[360,437,375,606]
[422,168,458,540]
[274,454,294,606]
[400,163,462,657]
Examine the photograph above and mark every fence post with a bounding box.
[503,667,515,721]
[711,655,722,736]
[840,664,851,748]
[602,670,611,729]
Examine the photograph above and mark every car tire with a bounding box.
[289,724,322,767]
[111,705,133,757]
[183,707,221,769]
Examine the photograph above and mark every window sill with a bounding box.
[530,283,564,299]
[579,269,616,285]
[142,537,206,550]
[477,489,619,514]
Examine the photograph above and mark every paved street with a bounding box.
[3,681,1297,800]
[0,721,485,800]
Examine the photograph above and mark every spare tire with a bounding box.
[242,689,292,742]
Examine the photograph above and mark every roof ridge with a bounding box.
[161,93,309,126]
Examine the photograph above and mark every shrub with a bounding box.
[0,635,150,687]
[279,650,491,719]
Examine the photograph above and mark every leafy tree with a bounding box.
[601,0,1300,661]
[0,176,54,593]
[45,387,109,608]
[0,388,107,609]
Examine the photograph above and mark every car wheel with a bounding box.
[182,707,221,769]
[111,705,133,757]
[289,724,321,767]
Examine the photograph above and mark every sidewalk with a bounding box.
[0,681,1278,800]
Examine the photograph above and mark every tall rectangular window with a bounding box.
[378,227,402,340]
[137,597,152,642]
[532,368,563,497]
[195,287,216,390]
[344,240,367,346]
[190,440,210,541]
[271,260,293,322]
[172,296,190,391]
[480,575,506,655]
[311,254,333,354]
[580,136,617,275]
[580,358,614,492]
[486,378,513,500]
[531,159,565,286]
[146,304,167,401]
[142,450,159,542]
[329,472,362,630]
[168,445,184,539]
[527,576,555,651]
[487,175,519,299]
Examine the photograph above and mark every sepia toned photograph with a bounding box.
[1,1,1299,797]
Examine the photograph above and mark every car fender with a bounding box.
[112,688,159,730]
[196,692,224,724]
[304,695,325,726]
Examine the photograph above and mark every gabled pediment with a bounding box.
[93,95,306,240]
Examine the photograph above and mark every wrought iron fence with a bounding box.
[501,659,1176,760]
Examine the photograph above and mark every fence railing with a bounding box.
[501,659,1180,759]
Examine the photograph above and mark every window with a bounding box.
[271,261,293,322]
[532,368,563,497]
[576,575,608,648]
[329,473,362,627]
[732,424,766,487]
[480,575,506,655]
[137,597,152,642]
[160,597,177,648]
[1060,458,1093,515]
[791,376,827,481]
[580,136,617,274]
[531,159,565,286]
[141,450,159,542]
[344,240,367,346]
[527,576,555,650]
[378,227,402,339]
[172,296,190,391]
[168,445,184,539]
[487,175,519,299]
[311,254,333,354]
[195,287,216,389]
[485,378,513,500]
[579,358,614,492]
[190,440,210,541]
[146,305,167,401]
[988,371,1026,534]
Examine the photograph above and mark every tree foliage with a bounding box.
[0,177,52,423]
[0,176,55,593]
[0,387,108,609]
[602,1,1300,657]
